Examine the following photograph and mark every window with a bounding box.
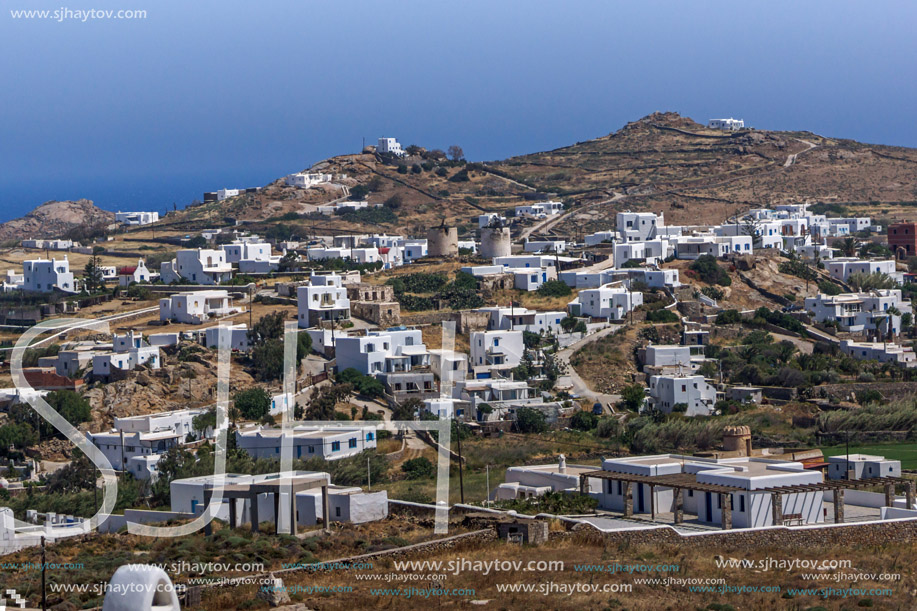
[331,441,340,451]
[688,490,693,497]
[739,495,745,512]
[366,432,374,441]
[348,438,357,448]
[335,506,341,517]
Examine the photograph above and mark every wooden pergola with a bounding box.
[579,470,916,529]
[202,474,330,536]
[579,470,744,529]
[763,476,915,525]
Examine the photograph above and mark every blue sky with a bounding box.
[1,0,915,220]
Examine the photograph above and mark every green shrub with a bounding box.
[646,309,679,323]
[536,279,572,297]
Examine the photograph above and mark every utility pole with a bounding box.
[367,456,371,491]
[456,422,465,504]
[485,464,490,505]
[41,535,47,611]
[249,284,253,329]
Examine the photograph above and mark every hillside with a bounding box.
[120,112,917,237]
[0,199,115,242]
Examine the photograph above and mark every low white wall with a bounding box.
[823,489,913,509]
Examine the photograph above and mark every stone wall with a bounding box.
[565,517,917,549]
[351,301,401,327]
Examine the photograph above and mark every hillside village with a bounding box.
[4,117,917,608]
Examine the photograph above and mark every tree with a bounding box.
[570,410,598,431]
[393,397,423,421]
[383,194,403,210]
[839,237,858,257]
[447,145,465,162]
[46,450,95,493]
[536,279,572,297]
[401,457,435,479]
[83,254,105,293]
[192,409,216,438]
[250,339,284,380]
[515,407,548,434]
[522,331,542,350]
[248,311,286,345]
[405,144,423,156]
[46,391,92,427]
[233,387,271,420]
[278,251,300,272]
[847,272,898,291]
[741,218,763,248]
[619,384,647,411]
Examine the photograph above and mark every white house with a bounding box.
[159,290,239,325]
[160,249,233,285]
[708,118,745,130]
[644,345,699,374]
[235,425,378,461]
[617,212,664,242]
[647,374,716,416]
[839,340,917,367]
[216,188,240,201]
[23,257,76,293]
[673,235,752,259]
[377,137,405,156]
[824,258,899,284]
[826,454,901,481]
[204,323,250,351]
[117,259,152,286]
[335,328,429,375]
[297,274,351,328]
[595,454,824,529]
[402,239,428,262]
[169,471,388,528]
[222,241,272,264]
[469,330,525,371]
[515,201,564,219]
[87,429,182,479]
[115,211,159,226]
[478,213,507,228]
[285,172,332,188]
[92,331,161,379]
[804,290,911,335]
[496,456,604,500]
[479,306,566,335]
[523,239,566,253]
[584,231,617,247]
[567,283,642,320]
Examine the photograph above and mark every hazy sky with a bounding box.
[1,0,915,219]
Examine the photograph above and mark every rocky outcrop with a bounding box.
[0,199,115,241]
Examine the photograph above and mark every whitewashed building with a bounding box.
[824,258,899,284]
[117,259,152,286]
[595,454,824,529]
[160,249,233,285]
[804,290,910,335]
[297,274,351,328]
[708,118,745,130]
[159,290,239,324]
[235,425,378,461]
[515,201,564,219]
[335,328,428,375]
[285,172,332,188]
[204,323,250,351]
[839,340,917,367]
[377,137,405,156]
[567,283,642,320]
[115,211,159,226]
[23,257,76,293]
[469,330,525,370]
[647,374,716,416]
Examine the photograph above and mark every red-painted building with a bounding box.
[888,223,917,259]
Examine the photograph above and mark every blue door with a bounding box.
[191,499,198,514]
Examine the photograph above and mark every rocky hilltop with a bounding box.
[0,199,115,242]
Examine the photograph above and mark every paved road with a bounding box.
[555,324,623,411]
